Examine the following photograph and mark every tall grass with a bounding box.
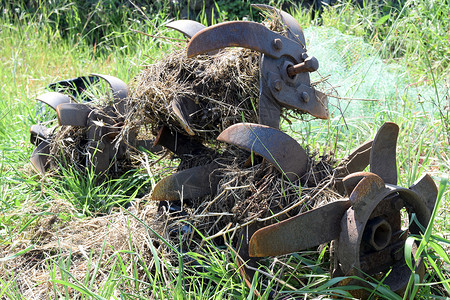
[0,0,449,299]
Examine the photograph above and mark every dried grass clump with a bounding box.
[0,200,167,299]
[124,47,260,143]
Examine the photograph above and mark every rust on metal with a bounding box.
[248,200,350,257]
[370,122,399,185]
[286,56,319,77]
[251,4,306,46]
[186,9,328,128]
[166,20,206,39]
[56,103,92,126]
[171,97,200,136]
[217,123,308,181]
[245,122,437,295]
[187,21,304,60]
[151,163,219,201]
[30,140,50,175]
[154,126,209,156]
[36,92,72,111]
[409,173,438,214]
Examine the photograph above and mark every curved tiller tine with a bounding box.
[251,4,306,46]
[217,123,308,182]
[56,103,92,126]
[30,140,50,175]
[30,124,52,146]
[187,21,303,61]
[248,199,350,257]
[370,122,399,185]
[166,20,206,39]
[151,163,219,201]
[171,97,200,136]
[90,73,129,115]
[36,92,72,111]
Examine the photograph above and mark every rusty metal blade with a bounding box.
[172,97,200,136]
[187,21,302,60]
[91,73,128,101]
[154,126,208,156]
[217,123,308,181]
[409,173,438,215]
[370,122,399,185]
[36,92,72,111]
[151,163,219,201]
[344,140,373,174]
[47,76,99,96]
[56,103,92,126]
[251,4,306,46]
[166,20,206,38]
[30,140,50,175]
[248,200,351,257]
[30,125,51,146]
[91,74,128,115]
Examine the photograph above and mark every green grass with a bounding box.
[0,0,449,299]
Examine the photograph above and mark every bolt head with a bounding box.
[301,91,310,103]
[272,38,283,50]
[274,80,283,92]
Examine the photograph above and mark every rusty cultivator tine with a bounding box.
[249,200,351,257]
[166,20,206,39]
[247,122,438,296]
[29,74,158,175]
[171,97,200,136]
[217,123,308,181]
[36,92,72,111]
[151,163,219,201]
[251,4,306,45]
[370,122,399,185]
[187,13,328,128]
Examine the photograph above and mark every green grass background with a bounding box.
[0,0,449,298]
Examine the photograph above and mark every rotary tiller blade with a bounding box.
[370,122,399,185]
[249,200,350,257]
[31,74,131,175]
[187,21,303,60]
[251,4,306,46]
[151,163,219,201]
[30,140,50,175]
[166,20,206,39]
[217,123,308,181]
[36,92,72,111]
[246,122,438,296]
[171,97,200,136]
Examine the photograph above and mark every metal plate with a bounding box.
[30,140,50,175]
